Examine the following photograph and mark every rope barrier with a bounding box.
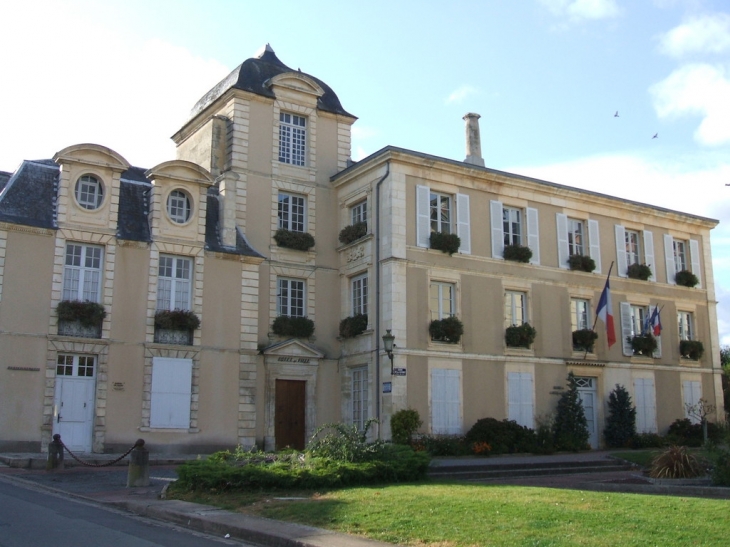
[57,436,143,467]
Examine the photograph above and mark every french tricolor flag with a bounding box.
[596,266,616,348]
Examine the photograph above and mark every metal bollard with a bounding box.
[46,434,64,471]
[126,439,150,487]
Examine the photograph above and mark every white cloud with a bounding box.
[658,13,730,57]
[538,0,619,21]
[650,63,730,146]
[445,85,477,105]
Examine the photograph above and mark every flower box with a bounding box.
[572,329,598,352]
[627,263,652,280]
[272,315,315,338]
[505,323,537,348]
[56,300,105,338]
[568,254,596,273]
[503,244,532,263]
[679,340,704,360]
[429,232,461,255]
[339,314,368,339]
[630,333,657,356]
[338,222,367,245]
[675,270,699,288]
[429,316,464,344]
[274,229,315,251]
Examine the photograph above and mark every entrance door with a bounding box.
[575,377,598,448]
[53,355,96,452]
[275,379,305,450]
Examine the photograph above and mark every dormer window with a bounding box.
[279,112,306,166]
[75,175,103,210]
[167,190,191,224]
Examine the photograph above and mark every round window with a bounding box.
[167,190,192,224]
[75,175,104,210]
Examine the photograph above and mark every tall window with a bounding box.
[430,282,455,321]
[508,372,534,429]
[157,255,192,311]
[625,230,641,265]
[568,219,584,255]
[278,278,305,317]
[63,243,103,302]
[629,304,646,336]
[351,200,367,226]
[505,291,527,325]
[431,368,462,435]
[673,240,687,272]
[279,112,306,166]
[678,311,694,341]
[167,190,191,224]
[571,299,590,331]
[75,175,103,210]
[430,192,452,234]
[352,366,368,431]
[352,274,368,316]
[278,192,306,232]
[503,207,522,246]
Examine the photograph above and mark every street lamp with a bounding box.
[382,329,395,373]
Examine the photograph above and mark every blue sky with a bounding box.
[2,0,729,342]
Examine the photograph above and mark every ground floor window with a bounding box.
[508,372,534,429]
[634,377,657,433]
[352,366,368,431]
[150,357,193,429]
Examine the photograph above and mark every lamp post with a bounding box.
[382,329,395,374]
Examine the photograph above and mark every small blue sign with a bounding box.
[382,382,392,393]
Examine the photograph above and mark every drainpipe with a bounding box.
[374,161,390,438]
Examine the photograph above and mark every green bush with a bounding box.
[390,408,422,445]
[604,384,637,449]
[429,232,461,255]
[675,269,699,288]
[627,263,652,280]
[154,309,201,331]
[338,221,368,245]
[666,418,720,447]
[649,445,706,479]
[274,229,315,251]
[272,315,315,338]
[339,314,368,338]
[679,340,704,360]
[503,244,532,263]
[552,372,590,452]
[630,333,657,356]
[505,323,537,348]
[568,254,596,272]
[415,435,471,456]
[429,316,464,344]
[572,329,598,352]
[630,432,666,449]
[711,448,730,486]
[465,418,537,455]
[307,420,383,463]
[57,300,106,327]
[533,416,555,455]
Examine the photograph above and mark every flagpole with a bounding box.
[587,261,614,358]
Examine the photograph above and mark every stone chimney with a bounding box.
[463,113,485,167]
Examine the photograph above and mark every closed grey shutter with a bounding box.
[150,357,193,429]
[490,200,504,259]
[643,231,655,282]
[416,185,430,248]
[664,234,676,285]
[527,207,540,265]
[689,239,701,288]
[588,219,601,273]
[556,213,569,269]
[456,193,471,255]
[615,225,627,277]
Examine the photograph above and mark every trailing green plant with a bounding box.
[464,417,537,455]
[603,384,637,449]
[627,262,652,280]
[274,228,315,251]
[572,329,598,352]
[56,300,106,327]
[675,269,699,288]
[503,244,532,263]
[339,314,368,339]
[338,221,367,245]
[505,323,537,348]
[429,232,461,255]
[272,315,315,338]
[648,445,706,479]
[429,316,464,344]
[630,333,657,356]
[679,339,704,360]
[390,408,422,445]
[154,309,201,331]
[552,372,590,452]
[568,254,596,273]
[307,420,384,463]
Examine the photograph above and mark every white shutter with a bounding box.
[456,193,471,255]
[643,231,655,282]
[689,239,702,288]
[508,372,534,429]
[508,372,520,424]
[615,225,627,277]
[431,369,461,435]
[556,213,569,269]
[150,357,193,429]
[588,219,601,274]
[620,302,633,357]
[683,380,702,423]
[664,234,676,285]
[634,378,657,433]
[416,185,430,248]
[653,333,662,359]
[490,200,504,259]
[527,207,540,265]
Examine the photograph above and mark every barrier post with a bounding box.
[126,439,150,487]
[46,434,64,471]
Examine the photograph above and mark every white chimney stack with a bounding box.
[463,113,484,167]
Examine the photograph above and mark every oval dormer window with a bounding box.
[75,175,104,210]
[167,189,192,224]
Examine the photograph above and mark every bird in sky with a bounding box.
[614,111,619,117]
[652,133,658,139]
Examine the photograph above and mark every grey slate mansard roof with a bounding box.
[189,45,355,120]
[0,160,264,258]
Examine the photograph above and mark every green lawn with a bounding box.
[171,481,730,546]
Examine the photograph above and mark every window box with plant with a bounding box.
[339,314,368,339]
[154,309,200,345]
[505,323,537,348]
[429,316,464,344]
[629,333,657,356]
[57,300,106,338]
[675,269,699,288]
[626,263,652,280]
[503,244,532,263]
[679,339,704,360]
[274,229,315,251]
[429,232,461,255]
[338,221,367,246]
[272,315,315,338]
[572,328,598,352]
[568,254,596,273]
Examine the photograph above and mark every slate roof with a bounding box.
[0,171,11,192]
[190,45,354,119]
[0,160,58,229]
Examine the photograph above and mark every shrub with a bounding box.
[630,333,657,356]
[675,269,699,288]
[338,221,367,245]
[711,448,730,486]
[604,384,637,448]
[416,435,471,456]
[572,329,598,352]
[505,323,537,348]
[649,445,706,479]
[568,254,596,273]
[552,372,590,452]
[57,300,106,327]
[339,314,368,339]
[666,418,721,447]
[472,441,492,456]
[627,262,652,280]
[533,415,555,455]
[274,229,315,251]
[154,309,201,331]
[307,420,384,463]
[679,340,704,360]
[429,316,464,344]
[429,232,461,255]
[465,418,537,455]
[272,316,315,338]
[503,244,532,263]
[390,408,422,445]
[630,432,666,449]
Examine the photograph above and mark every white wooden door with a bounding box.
[53,355,96,452]
[575,377,598,448]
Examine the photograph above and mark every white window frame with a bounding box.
[277,277,306,317]
[571,298,590,331]
[157,255,193,311]
[430,281,456,321]
[431,368,462,435]
[150,357,193,429]
[503,206,522,246]
[278,192,306,232]
[620,302,661,358]
[56,354,96,378]
[505,291,527,326]
[417,186,470,254]
[63,243,103,302]
[625,230,641,266]
[616,226,654,280]
[351,200,367,226]
[557,215,601,272]
[508,372,534,429]
[352,274,368,316]
[568,218,584,256]
[75,175,103,210]
[673,239,687,272]
[278,112,306,166]
[430,191,453,234]
[492,201,538,263]
[167,190,191,224]
[351,366,368,432]
[678,311,694,341]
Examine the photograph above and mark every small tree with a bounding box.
[552,372,590,451]
[390,408,422,445]
[685,398,716,445]
[604,384,637,448]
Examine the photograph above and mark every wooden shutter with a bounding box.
[588,219,601,273]
[556,213,569,269]
[615,225,627,277]
[527,207,540,265]
[683,380,702,423]
[689,239,701,288]
[416,185,430,248]
[620,302,633,357]
[490,200,504,259]
[634,378,657,433]
[431,369,461,435]
[664,234,676,285]
[508,372,534,429]
[456,193,471,255]
[643,231,655,282]
[150,357,193,429]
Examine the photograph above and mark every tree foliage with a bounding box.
[552,372,590,451]
[603,384,637,448]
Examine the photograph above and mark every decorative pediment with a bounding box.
[266,73,325,98]
[146,160,213,187]
[53,143,130,172]
[263,338,324,360]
